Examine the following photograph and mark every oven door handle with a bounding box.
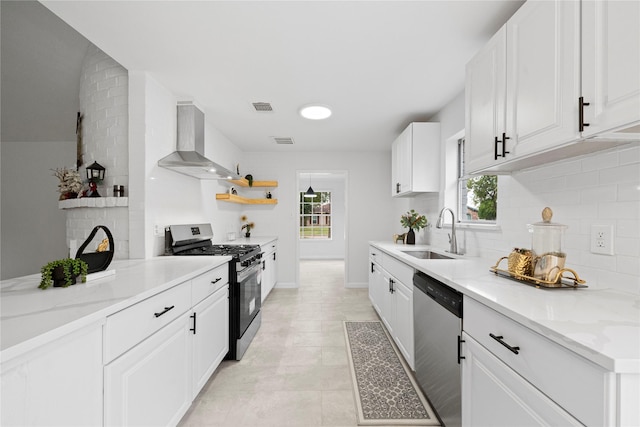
[237,262,261,282]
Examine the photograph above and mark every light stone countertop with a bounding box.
[0,256,231,363]
[370,241,640,374]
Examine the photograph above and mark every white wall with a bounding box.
[128,72,243,258]
[298,173,346,260]
[0,140,75,279]
[412,90,640,294]
[242,151,400,288]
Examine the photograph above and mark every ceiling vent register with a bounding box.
[273,137,295,145]
[252,102,273,112]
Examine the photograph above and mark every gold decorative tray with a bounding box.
[490,256,587,289]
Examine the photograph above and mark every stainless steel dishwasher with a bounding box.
[413,271,463,427]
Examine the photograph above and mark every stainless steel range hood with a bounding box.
[158,102,240,180]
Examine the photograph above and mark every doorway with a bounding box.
[295,171,348,288]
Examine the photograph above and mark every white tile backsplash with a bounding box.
[418,144,640,293]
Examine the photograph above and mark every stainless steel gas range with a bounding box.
[165,224,262,360]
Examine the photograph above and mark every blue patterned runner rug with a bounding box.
[344,321,439,426]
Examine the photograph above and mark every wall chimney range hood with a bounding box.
[158,101,240,180]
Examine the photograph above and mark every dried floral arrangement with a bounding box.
[241,215,255,235]
[52,167,84,199]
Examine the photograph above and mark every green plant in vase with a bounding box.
[39,258,88,289]
[400,209,427,245]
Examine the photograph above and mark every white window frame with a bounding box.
[444,130,500,231]
[299,191,332,240]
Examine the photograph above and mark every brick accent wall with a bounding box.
[66,45,129,259]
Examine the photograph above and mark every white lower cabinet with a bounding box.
[391,278,414,369]
[379,270,396,337]
[1,322,103,427]
[261,241,277,303]
[462,296,614,426]
[368,257,384,316]
[191,285,229,398]
[461,333,582,427]
[104,313,192,427]
[104,266,230,426]
[367,247,415,370]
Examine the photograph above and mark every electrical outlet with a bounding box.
[153,224,163,237]
[590,225,614,255]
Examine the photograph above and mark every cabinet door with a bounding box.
[261,249,277,303]
[506,0,580,158]
[582,0,640,137]
[368,261,384,316]
[465,26,507,173]
[461,333,582,427]
[392,279,414,370]
[192,285,229,398]
[380,271,395,336]
[391,129,411,196]
[1,323,103,427]
[105,313,192,427]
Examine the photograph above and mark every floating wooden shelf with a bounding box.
[228,179,278,188]
[216,194,278,204]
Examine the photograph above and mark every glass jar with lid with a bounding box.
[527,207,567,281]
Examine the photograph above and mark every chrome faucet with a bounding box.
[436,207,460,255]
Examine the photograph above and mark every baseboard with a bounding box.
[274,282,298,289]
[346,282,368,289]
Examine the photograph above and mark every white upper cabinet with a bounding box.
[391,122,440,197]
[581,0,640,138]
[465,26,507,173]
[465,0,639,175]
[505,0,580,158]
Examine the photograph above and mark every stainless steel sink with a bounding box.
[401,250,455,260]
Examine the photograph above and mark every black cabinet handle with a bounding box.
[458,335,466,364]
[389,279,395,294]
[262,260,266,271]
[579,96,591,132]
[211,277,222,284]
[490,333,520,354]
[501,132,510,157]
[396,182,401,193]
[273,253,276,261]
[495,134,510,160]
[154,305,175,318]
[371,262,375,273]
[190,312,197,334]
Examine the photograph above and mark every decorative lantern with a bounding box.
[86,161,105,197]
[86,161,105,182]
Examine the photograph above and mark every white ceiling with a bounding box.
[29,1,523,152]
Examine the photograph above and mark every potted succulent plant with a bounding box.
[400,209,427,245]
[39,258,88,289]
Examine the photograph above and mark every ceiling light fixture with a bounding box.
[304,186,316,198]
[304,175,317,198]
[300,104,332,120]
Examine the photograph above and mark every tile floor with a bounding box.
[178,260,380,427]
